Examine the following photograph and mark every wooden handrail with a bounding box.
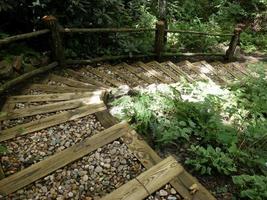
[166,29,233,37]
[61,28,156,33]
[0,29,50,46]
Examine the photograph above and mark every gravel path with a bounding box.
[1,115,104,176]
[4,139,144,200]
[146,184,182,200]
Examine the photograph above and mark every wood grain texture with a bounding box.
[148,61,180,82]
[200,61,228,84]
[165,61,194,82]
[96,111,192,199]
[28,84,94,93]
[66,69,109,88]
[0,62,58,95]
[0,96,103,121]
[48,74,99,89]
[85,67,123,87]
[6,91,104,103]
[96,110,215,200]
[122,63,154,84]
[0,102,106,142]
[110,66,136,86]
[137,61,169,83]
[0,121,130,196]
[101,156,183,200]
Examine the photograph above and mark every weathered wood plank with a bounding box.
[96,111,192,199]
[0,96,103,121]
[85,67,123,87]
[147,61,180,82]
[101,156,183,200]
[48,74,99,89]
[232,63,250,76]
[165,61,194,82]
[7,91,104,103]
[28,84,94,93]
[184,60,211,81]
[137,61,169,83]
[0,62,58,95]
[66,69,109,88]
[123,63,154,84]
[110,66,136,86]
[0,29,50,46]
[0,121,130,196]
[0,102,106,142]
[0,165,5,180]
[215,62,239,79]
[200,61,228,84]
[95,110,119,128]
[96,111,215,200]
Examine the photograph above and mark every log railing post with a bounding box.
[155,21,165,60]
[43,16,65,66]
[225,26,243,61]
[0,165,5,180]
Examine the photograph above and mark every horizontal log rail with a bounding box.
[0,29,50,46]
[66,54,156,65]
[166,29,234,37]
[162,52,225,57]
[0,62,58,95]
[61,28,156,33]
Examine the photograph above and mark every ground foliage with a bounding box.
[111,62,267,199]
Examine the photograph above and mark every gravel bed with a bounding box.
[100,66,135,86]
[225,64,244,78]
[4,139,145,200]
[13,101,50,109]
[131,64,161,84]
[1,111,60,130]
[47,80,67,87]
[146,184,182,200]
[211,64,235,81]
[1,115,104,176]
[147,64,174,83]
[195,64,224,85]
[176,63,200,80]
[161,63,182,78]
[79,68,113,87]
[93,66,131,86]
[113,65,147,86]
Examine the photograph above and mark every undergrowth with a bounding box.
[111,62,267,199]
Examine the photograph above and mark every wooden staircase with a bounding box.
[0,60,249,199]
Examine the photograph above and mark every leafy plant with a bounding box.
[233,175,267,200]
[185,145,237,175]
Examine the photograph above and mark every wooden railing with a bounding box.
[0,16,243,67]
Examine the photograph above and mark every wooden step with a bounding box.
[6,91,104,103]
[0,95,103,121]
[148,61,180,82]
[123,62,154,84]
[101,156,183,200]
[185,60,212,81]
[27,84,94,93]
[199,61,228,84]
[0,102,106,142]
[66,69,109,88]
[48,74,99,89]
[211,61,236,80]
[85,67,124,87]
[137,61,170,83]
[164,61,194,82]
[109,66,136,86]
[0,121,130,196]
[96,111,215,200]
